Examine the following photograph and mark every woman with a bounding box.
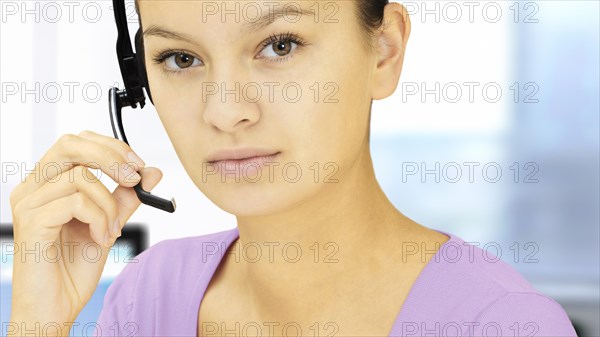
[8,0,578,336]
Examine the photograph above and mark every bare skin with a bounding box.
[8,131,162,337]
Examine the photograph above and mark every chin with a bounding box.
[208,181,313,217]
[197,166,325,216]
[216,195,288,217]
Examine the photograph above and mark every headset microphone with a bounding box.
[108,0,176,213]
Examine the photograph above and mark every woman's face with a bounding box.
[139,0,378,216]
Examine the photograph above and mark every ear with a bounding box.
[371,2,411,100]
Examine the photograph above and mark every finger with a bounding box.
[23,192,110,247]
[77,130,146,169]
[112,166,163,230]
[14,131,145,199]
[20,165,121,238]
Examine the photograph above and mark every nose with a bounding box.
[202,66,260,133]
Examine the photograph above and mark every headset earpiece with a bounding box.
[134,27,153,105]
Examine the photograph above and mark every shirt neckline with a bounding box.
[191,227,456,336]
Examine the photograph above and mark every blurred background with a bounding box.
[1,0,598,336]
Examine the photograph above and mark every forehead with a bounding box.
[137,0,354,27]
[137,0,357,49]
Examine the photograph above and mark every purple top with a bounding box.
[94,227,578,337]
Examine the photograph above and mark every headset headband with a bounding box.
[112,0,153,108]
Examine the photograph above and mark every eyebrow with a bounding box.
[143,4,316,44]
[242,5,316,31]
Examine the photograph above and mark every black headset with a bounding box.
[108,0,176,213]
[113,0,152,108]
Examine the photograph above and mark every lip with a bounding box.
[207,148,280,163]
[206,151,281,178]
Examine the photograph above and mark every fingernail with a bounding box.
[112,219,121,237]
[122,163,142,183]
[127,151,146,168]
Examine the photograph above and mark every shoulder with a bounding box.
[473,292,578,337]
[95,227,239,329]
[394,230,578,336]
[135,226,240,273]
[113,226,238,290]
[430,232,540,295]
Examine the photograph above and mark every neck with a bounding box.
[230,146,419,321]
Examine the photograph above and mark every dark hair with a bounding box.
[134,1,389,50]
[355,0,389,51]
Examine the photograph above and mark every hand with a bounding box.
[7,130,162,336]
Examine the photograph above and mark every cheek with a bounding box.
[151,79,203,160]
[300,67,371,162]
[269,59,371,169]
[279,98,363,171]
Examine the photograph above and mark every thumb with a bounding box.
[112,166,164,226]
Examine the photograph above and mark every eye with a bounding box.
[257,32,307,62]
[152,49,202,74]
[259,40,297,58]
[163,52,202,70]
